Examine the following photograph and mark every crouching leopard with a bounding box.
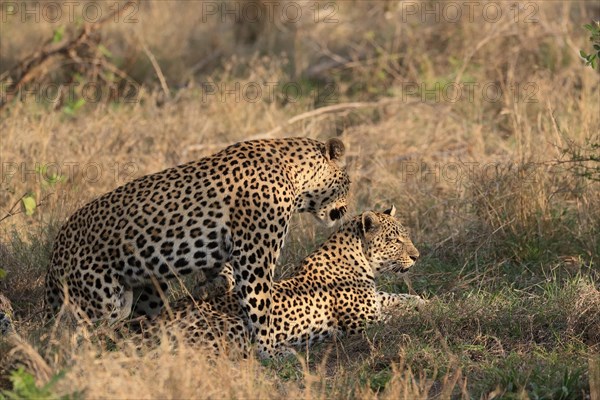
[136,206,425,355]
[44,137,350,357]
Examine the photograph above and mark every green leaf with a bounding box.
[62,98,86,116]
[72,98,86,111]
[21,194,36,216]
[52,26,65,43]
[34,164,45,175]
[0,369,78,400]
[47,173,65,186]
[0,268,6,280]
[97,44,113,58]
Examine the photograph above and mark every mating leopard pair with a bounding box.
[43,137,423,357]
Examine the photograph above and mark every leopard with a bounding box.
[136,206,424,356]
[44,137,350,357]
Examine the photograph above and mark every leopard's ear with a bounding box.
[361,211,381,238]
[383,205,396,217]
[323,138,345,161]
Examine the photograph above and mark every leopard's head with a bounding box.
[296,138,350,227]
[359,206,419,275]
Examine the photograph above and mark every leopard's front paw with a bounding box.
[410,295,428,310]
[192,275,234,301]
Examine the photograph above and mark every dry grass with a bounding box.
[1,1,599,398]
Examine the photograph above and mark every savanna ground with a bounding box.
[0,1,599,398]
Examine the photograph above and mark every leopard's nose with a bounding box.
[409,255,419,262]
[329,207,344,221]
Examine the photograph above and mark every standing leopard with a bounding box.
[44,137,350,357]
[136,207,424,355]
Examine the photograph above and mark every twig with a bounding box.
[0,193,54,224]
[0,193,28,224]
[141,43,171,100]
[0,0,140,111]
[183,97,425,158]
[265,97,428,137]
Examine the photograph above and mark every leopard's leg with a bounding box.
[131,265,233,319]
[192,263,235,300]
[377,292,426,308]
[231,213,286,359]
[43,271,63,323]
[219,200,292,358]
[376,292,427,321]
[54,271,133,324]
